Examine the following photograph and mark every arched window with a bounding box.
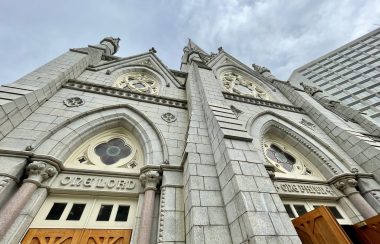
[220,70,270,100]
[64,127,143,173]
[114,71,159,95]
[262,134,324,180]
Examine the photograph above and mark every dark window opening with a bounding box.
[115,205,130,222]
[66,203,86,221]
[96,205,113,221]
[284,204,295,218]
[294,205,308,216]
[46,203,67,220]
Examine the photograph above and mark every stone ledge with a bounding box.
[64,79,188,109]
[223,92,305,114]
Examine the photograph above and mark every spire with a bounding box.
[185,39,208,55]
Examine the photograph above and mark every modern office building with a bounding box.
[289,28,380,124]
[0,36,379,243]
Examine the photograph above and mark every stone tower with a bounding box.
[0,36,379,243]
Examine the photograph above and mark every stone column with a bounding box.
[137,170,161,244]
[0,161,57,238]
[335,178,377,219]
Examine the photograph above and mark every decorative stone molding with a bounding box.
[230,105,243,118]
[64,79,187,109]
[157,187,166,244]
[266,123,340,175]
[25,161,57,185]
[332,175,377,218]
[252,63,270,74]
[63,97,85,107]
[0,176,11,193]
[300,82,322,96]
[114,72,159,95]
[334,178,358,195]
[140,170,161,191]
[161,112,177,123]
[223,92,305,114]
[300,118,316,131]
[221,70,270,100]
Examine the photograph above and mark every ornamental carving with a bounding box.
[114,72,159,95]
[334,178,358,191]
[262,135,324,180]
[64,128,143,173]
[94,138,132,165]
[161,112,177,123]
[221,71,270,100]
[63,97,85,107]
[230,105,243,118]
[300,118,316,131]
[300,82,322,96]
[252,64,270,74]
[140,170,161,191]
[26,162,57,183]
[0,176,11,192]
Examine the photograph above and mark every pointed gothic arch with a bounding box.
[34,104,168,169]
[215,65,279,102]
[247,111,356,180]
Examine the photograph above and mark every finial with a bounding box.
[218,47,223,53]
[149,47,157,53]
[100,37,121,55]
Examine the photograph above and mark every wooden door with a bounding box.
[354,214,380,244]
[21,229,132,244]
[292,206,352,244]
[21,228,82,244]
[81,229,132,244]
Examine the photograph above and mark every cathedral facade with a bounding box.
[0,37,379,243]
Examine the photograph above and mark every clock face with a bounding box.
[221,71,270,100]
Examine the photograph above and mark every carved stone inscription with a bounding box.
[274,181,336,197]
[51,173,139,194]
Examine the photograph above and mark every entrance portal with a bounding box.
[21,195,137,244]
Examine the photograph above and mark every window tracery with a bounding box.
[114,71,159,95]
[220,70,270,100]
[64,128,143,173]
[262,135,323,180]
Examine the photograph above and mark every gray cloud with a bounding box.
[1,0,379,84]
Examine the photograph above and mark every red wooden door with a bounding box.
[354,214,380,244]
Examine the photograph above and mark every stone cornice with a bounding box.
[63,79,187,109]
[222,92,305,114]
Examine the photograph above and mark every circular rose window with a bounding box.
[114,72,159,95]
[221,71,270,100]
[94,138,132,165]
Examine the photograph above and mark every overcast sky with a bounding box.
[1,0,380,85]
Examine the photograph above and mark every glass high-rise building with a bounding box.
[289,27,380,124]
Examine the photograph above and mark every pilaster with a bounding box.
[0,161,57,240]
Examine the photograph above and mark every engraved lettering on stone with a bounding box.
[274,182,335,196]
[63,97,85,107]
[300,118,316,131]
[57,175,136,192]
[161,112,177,123]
